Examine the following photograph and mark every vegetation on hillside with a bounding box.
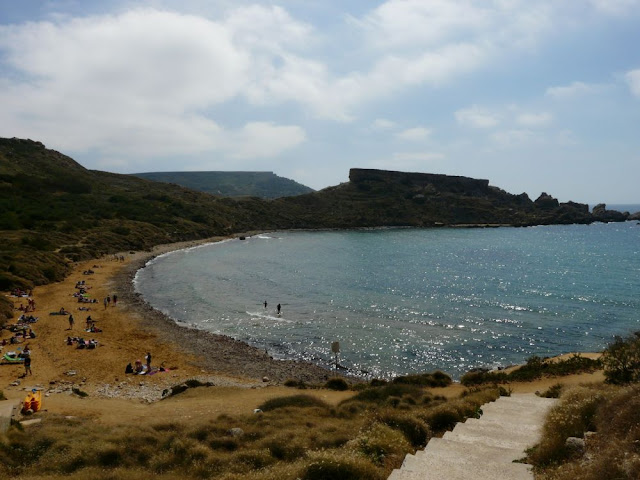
[0,380,501,480]
[528,333,640,479]
[460,354,602,386]
[132,171,314,199]
[0,138,284,306]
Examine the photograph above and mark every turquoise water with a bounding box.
[135,222,640,378]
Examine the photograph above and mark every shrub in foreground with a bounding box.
[258,395,330,412]
[602,332,640,384]
[528,385,617,466]
[324,378,349,391]
[345,384,422,405]
[300,451,385,480]
[392,371,452,387]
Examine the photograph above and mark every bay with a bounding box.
[135,221,640,378]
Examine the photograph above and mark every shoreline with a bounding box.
[117,233,606,383]
[113,235,338,384]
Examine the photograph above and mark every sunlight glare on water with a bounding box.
[135,222,640,378]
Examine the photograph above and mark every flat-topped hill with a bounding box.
[275,168,599,228]
[132,171,314,199]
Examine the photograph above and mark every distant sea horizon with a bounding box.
[590,203,640,213]
[136,221,640,379]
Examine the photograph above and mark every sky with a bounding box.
[1,1,639,203]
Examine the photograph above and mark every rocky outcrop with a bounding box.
[534,193,560,210]
[592,204,629,222]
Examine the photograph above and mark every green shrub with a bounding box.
[392,371,452,387]
[345,384,422,405]
[369,379,388,387]
[422,404,462,432]
[258,395,330,412]
[324,378,349,391]
[529,385,616,466]
[539,383,563,398]
[602,333,640,384]
[301,452,384,480]
[379,412,431,447]
[284,379,307,389]
[349,423,410,465]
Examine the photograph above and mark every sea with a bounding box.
[134,213,640,379]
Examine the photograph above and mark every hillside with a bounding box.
[0,138,629,317]
[0,138,282,299]
[132,171,314,199]
[276,169,600,228]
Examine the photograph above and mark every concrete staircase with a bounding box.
[388,394,556,480]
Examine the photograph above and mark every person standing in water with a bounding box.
[264,300,267,309]
[276,304,281,315]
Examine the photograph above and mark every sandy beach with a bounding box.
[0,236,605,423]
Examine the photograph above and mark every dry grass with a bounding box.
[530,384,640,480]
[0,386,501,479]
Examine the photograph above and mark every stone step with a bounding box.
[476,409,549,425]
[480,402,553,418]
[391,455,531,480]
[418,436,525,463]
[443,426,537,451]
[460,420,541,438]
[387,394,556,480]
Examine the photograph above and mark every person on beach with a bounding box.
[107,295,111,306]
[113,294,118,306]
[23,345,32,376]
[145,352,152,371]
[68,314,74,330]
[277,304,281,315]
[103,297,108,310]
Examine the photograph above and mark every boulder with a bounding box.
[565,436,585,452]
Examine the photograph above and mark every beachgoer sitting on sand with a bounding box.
[67,336,73,345]
[125,362,133,374]
[134,359,143,374]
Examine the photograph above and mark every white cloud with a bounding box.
[354,0,491,51]
[372,118,396,129]
[0,8,310,162]
[516,112,552,127]
[590,0,640,15]
[491,129,536,148]
[396,127,432,141]
[455,106,500,128]
[545,81,603,98]
[225,122,306,159]
[625,69,640,98]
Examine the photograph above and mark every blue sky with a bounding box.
[1,1,639,203]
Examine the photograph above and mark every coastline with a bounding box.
[113,235,337,384]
